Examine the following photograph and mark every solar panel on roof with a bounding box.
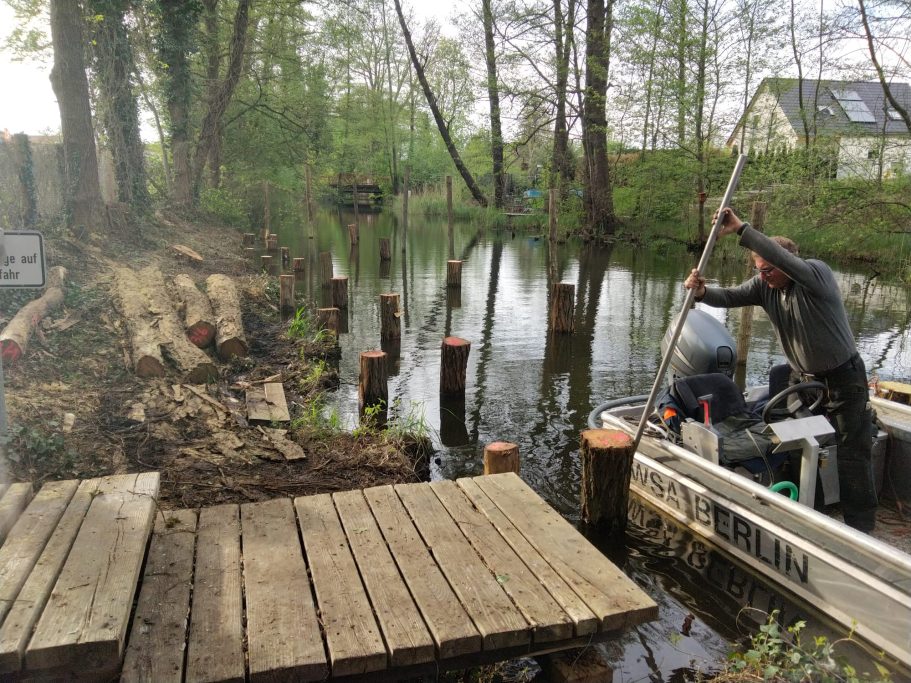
[832,89,862,101]
[831,89,876,123]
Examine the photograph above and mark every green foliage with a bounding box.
[352,400,386,439]
[718,611,893,682]
[199,187,248,226]
[385,398,431,443]
[299,359,330,392]
[290,393,341,437]
[287,307,314,339]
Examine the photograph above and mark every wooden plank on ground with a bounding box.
[186,504,245,683]
[457,478,599,637]
[333,490,435,667]
[25,473,159,673]
[0,480,79,628]
[121,509,197,683]
[471,474,658,631]
[363,485,481,660]
[430,480,574,644]
[0,483,35,546]
[246,382,290,423]
[241,498,328,682]
[294,493,386,676]
[394,482,531,651]
[0,479,100,675]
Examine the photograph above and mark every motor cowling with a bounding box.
[661,309,737,380]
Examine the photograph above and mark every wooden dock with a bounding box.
[0,472,657,681]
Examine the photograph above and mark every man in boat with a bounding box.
[683,206,877,532]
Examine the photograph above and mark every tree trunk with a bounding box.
[392,0,488,207]
[582,0,618,237]
[192,0,251,198]
[0,267,67,362]
[482,0,505,209]
[440,337,470,396]
[858,0,911,132]
[113,267,166,377]
[358,351,388,425]
[49,0,104,233]
[379,293,401,340]
[90,0,149,210]
[580,429,635,534]
[9,134,38,227]
[158,0,200,205]
[551,0,577,189]
[173,273,216,348]
[206,274,248,360]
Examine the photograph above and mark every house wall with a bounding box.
[837,135,911,180]
[731,92,800,153]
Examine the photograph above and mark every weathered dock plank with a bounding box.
[241,498,328,682]
[395,482,531,650]
[186,504,245,683]
[121,509,197,683]
[333,489,435,667]
[471,473,658,630]
[295,493,386,677]
[430,480,574,643]
[0,479,99,675]
[457,478,599,637]
[0,480,78,627]
[363,485,481,660]
[25,473,159,673]
[0,483,35,546]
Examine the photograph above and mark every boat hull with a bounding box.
[600,403,911,668]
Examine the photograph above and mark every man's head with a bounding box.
[752,236,798,289]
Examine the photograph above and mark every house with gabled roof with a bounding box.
[727,78,911,180]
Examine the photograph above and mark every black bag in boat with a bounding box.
[657,373,775,465]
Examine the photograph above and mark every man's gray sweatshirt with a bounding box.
[699,225,857,375]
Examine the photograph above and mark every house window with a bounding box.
[887,109,904,121]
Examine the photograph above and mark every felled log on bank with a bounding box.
[0,266,67,363]
[112,267,166,377]
[141,267,217,383]
[206,274,249,360]
[172,274,216,348]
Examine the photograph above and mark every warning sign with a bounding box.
[0,230,46,288]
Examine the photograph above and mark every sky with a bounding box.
[0,2,462,138]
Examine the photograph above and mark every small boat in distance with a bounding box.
[590,310,911,670]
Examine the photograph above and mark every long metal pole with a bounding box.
[632,154,748,452]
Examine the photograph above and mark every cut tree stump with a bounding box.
[446,260,462,288]
[379,293,401,340]
[172,274,216,348]
[330,277,349,309]
[292,258,305,273]
[112,267,166,378]
[483,442,520,475]
[141,267,217,383]
[246,383,290,423]
[279,275,295,319]
[0,266,67,363]
[319,252,333,288]
[358,351,388,426]
[440,336,470,396]
[580,429,635,534]
[206,274,249,360]
[379,238,391,262]
[550,283,575,334]
[348,223,359,245]
[316,308,340,334]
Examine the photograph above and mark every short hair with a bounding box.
[770,235,798,254]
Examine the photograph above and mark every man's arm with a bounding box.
[739,226,826,292]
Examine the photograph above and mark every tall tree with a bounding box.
[551,0,578,190]
[90,0,149,209]
[482,0,505,208]
[393,0,488,207]
[582,0,618,236]
[49,0,104,232]
[858,0,911,132]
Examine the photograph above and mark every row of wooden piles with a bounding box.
[112,267,248,381]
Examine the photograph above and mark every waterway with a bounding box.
[273,204,911,679]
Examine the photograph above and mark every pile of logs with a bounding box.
[112,267,248,381]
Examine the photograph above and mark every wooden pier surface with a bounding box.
[0,472,657,682]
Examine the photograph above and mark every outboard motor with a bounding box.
[661,309,737,381]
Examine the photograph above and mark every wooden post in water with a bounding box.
[359,350,388,426]
[483,441,520,475]
[440,336,470,396]
[266,234,278,251]
[330,276,349,308]
[243,233,255,247]
[548,189,557,243]
[244,247,255,262]
[446,260,462,288]
[292,257,305,273]
[317,307,340,334]
[379,238,391,262]
[280,247,290,269]
[735,202,767,386]
[402,166,410,252]
[379,293,401,340]
[580,429,635,534]
[319,252,333,288]
[279,274,295,319]
[348,223,359,245]
[260,255,273,273]
[446,175,454,259]
[549,283,575,333]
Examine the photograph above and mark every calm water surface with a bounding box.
[274,206,911,679]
